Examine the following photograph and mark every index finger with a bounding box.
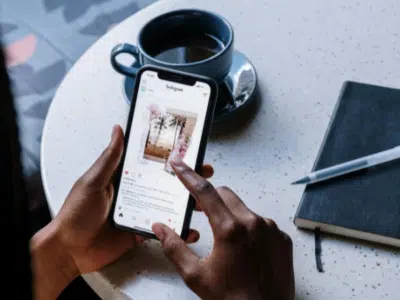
[170,158,234,230]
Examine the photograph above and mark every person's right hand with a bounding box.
[152,158,295,300]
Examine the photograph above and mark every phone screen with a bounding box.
[113,70,212,236]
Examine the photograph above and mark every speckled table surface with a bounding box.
[41,0,400,299]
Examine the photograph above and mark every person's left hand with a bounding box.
[50,125,213,275]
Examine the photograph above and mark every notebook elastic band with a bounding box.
[315,228,324,272]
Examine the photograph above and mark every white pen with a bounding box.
[292,145,400,185]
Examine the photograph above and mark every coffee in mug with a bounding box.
[149,32,225,64]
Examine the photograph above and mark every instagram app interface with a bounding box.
[114,70,211,235]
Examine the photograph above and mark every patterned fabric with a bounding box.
[1,0,157,211]
[2,0,156,177]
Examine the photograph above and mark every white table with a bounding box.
[42,0,400,299]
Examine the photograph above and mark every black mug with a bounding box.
[110,9,234,85]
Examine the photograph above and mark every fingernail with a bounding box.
[170,154,183,168]
[152,223,165,241]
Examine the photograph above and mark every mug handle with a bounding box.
[110,43,140,77]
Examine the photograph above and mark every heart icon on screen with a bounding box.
[168,219,171,223]
[124,171,129,175]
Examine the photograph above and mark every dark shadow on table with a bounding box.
[60,277,100,300]
[210,83,263,139]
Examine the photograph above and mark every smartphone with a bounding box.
[110,66,218,239]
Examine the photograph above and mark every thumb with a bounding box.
[152,223,200,279]
[82,125,124,187]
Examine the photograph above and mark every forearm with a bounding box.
[30,222,79,300]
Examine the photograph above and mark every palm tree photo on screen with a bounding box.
[143,104,197,175]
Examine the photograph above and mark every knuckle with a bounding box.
[182,266,201,285]
[193,179,214,195]
[246,215,266,232]
[75,175,89,188]
[163,239,179,257]
[216,185,232,194]
[282,231,293,248]
[179,167,195,180]
[76,173,98,190]
[219,219,246,241]
[265,218,279,230]
[102,146,115,160]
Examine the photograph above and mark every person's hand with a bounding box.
[152,158,295,300]
[51,125,214,275]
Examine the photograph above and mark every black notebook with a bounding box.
[294,81,400,248]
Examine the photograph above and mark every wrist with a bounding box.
[31,221,79,299]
